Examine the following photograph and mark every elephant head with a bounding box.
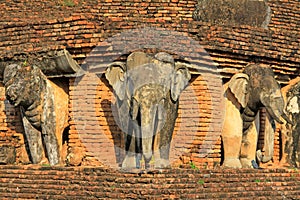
[225,64,290,167]
[241,65,290,130]
[105,51,191,169]
[4,64,45,111]
[3,64,68,166]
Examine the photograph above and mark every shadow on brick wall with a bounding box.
[100,76,124,167]
[100,98,124,166]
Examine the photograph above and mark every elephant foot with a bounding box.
[135,153,142,169]
[285,159,298,168]
[256,150,273,163]
[222,158,242,169]
[240,158,254,168]
[154,158,170,169]
[145,162,151,169]
[121,154,137,170]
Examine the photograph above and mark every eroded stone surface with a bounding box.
[222,64,287,168]
[3,64,69,166]
[193,0,271,28]
[0,145,16,164]
[281,78,300,167]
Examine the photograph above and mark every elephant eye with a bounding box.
[261,86,267,91]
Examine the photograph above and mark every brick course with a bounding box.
[0,165,299,199]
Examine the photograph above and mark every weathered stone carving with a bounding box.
[193,0,271,28]
[0,145,16,164]
[105,51,191,170]
[3,64,69,165]
[281,78,300,167]
[0,49,84,79]
[222,64,291,168]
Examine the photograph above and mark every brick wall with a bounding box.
[0,0,299,168]
[0,0,299,198]
[0,166,299,199]
[0,83,29,164]
[1,0,299,81]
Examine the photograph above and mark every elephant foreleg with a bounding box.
[221,94,242,168]
[292,126,300,167]
[240,113,260,168]
[41,121,60,165]
[122,119,139,169]
[156,129,173,168]
[222,135,242,168]
[21,110,43,164]
[153,128,171,169]
[42,132,60,165]
[154,105,176,169]
[134,121,142,169]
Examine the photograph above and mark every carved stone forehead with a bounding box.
[154,52,174,64]
[3,64,22,84]
[126,51,151,71]
[127,62,173,95]
[243,64,274,77]
[126,51,174,88]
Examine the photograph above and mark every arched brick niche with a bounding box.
[0,78,71,165]
[66,26,225,168]
[68,66,224,168]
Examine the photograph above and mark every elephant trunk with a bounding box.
[257,111,274,163]
[281,111,294,125]
[261,89,285,125]
[265,105,284,124]
[258,89,286,163]
[140,104,158,169]
[258,105,293,163]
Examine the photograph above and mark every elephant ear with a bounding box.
[171,62,191,101]
[105,62,127,100]
[228,73,249,108]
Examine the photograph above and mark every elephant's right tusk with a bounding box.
[282,112,294,125]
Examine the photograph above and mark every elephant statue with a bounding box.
[222,64,291,168]
[281,78,300,167]
[105,51,191,169]
[3,64,69,166]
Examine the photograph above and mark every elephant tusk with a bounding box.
[282,112,294,125]
[271,112,284,124]
[256,149,272,163]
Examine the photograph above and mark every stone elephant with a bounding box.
[281,78,300,167]
[222,64,291,168]
[3,64,68,166]
[105,51,191,169]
